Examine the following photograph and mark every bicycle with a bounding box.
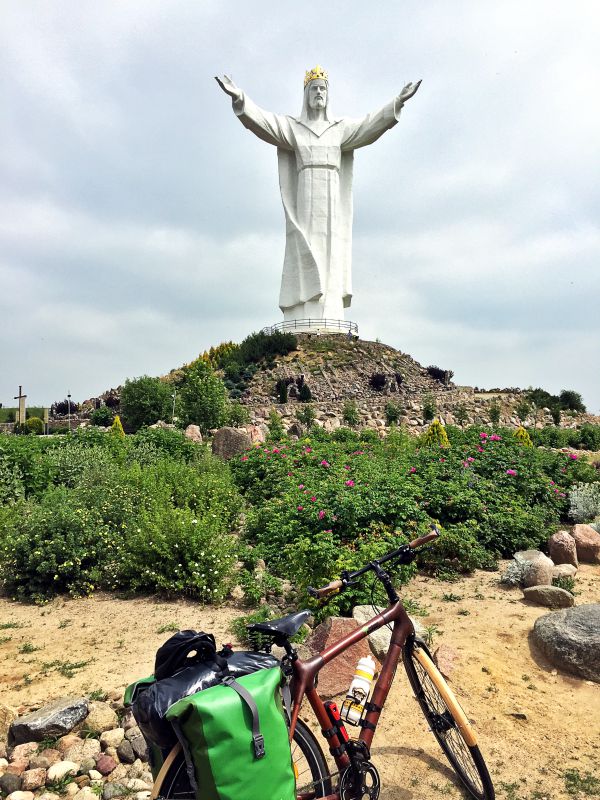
[150,525,495,800]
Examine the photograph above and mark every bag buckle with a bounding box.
[253,733,265,759]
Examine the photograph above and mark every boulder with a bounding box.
[6,792,34,800]
[184,424,202,444]
[523,585,575,608]
[244,424,267,445]
[46,762,79,783]
[5,760,29,776]
[9,743,39,763]
[552,564,577,579]
[548,531,578,567]
[522,553,554,588]
[64,739,101,763]
[0,774,22,796]
[99,729,125,750]
[352,606,427,661]
[94,755,117,776]
[433,644,459,680]
[9,698,88,745]
[572,524,600,564]
[57,736,81,756]
[115,741,134,765]
[21,769,47,792]
[304,617,372,698]
[0,704,17,742]
[532,603,600,682]
[78,702,118,735]
[211,427,252,460]
[30,750,61,770]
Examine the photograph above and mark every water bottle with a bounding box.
[341,654,376,725]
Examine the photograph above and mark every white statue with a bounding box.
[216,67,421,327]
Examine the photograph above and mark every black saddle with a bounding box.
[247,610,311,646]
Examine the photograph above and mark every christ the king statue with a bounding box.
[216,66,420,329]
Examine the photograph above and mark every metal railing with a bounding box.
[261,318,359,336]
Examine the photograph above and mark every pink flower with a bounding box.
[409,467,417,474]
[550,480,555,485]
[318,510,326,520]
[304,447,312,453]
[287,472,292,477]
[490,434,502,441]
[467,456,475,462]
[569,453,578,460]
[439,458,446,462]
[297,505,303,511]
[477,447,484,452]
[506,469,517,476]
[345,479,355,487]
[240,455,248,462]
[344,465,351,470]
[559,492,566,497]
[554,489,559,494]
[298,484,305,489]
[310,496,317,502]
[480,432,488,439]
[272,447,280,453]
[320,460,330,468]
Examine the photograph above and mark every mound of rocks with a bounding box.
[532,604,600,682]
[0,698,153,800]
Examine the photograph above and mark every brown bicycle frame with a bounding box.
[289,600,415,800]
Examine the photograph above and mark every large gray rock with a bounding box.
[532,603,600,682]
[572,524,600,564]
[211,427,252,460]
[522,552,554,588]
[501,549,553,587]
[352,605,427,661]
[548,531,578,567]
[523,585,575,608]
[552,563,577,579]
[9,698,89,745]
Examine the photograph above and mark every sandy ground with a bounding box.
[1,563,598,800]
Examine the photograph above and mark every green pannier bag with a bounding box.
[165,666,296,800]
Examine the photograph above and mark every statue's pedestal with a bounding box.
[262,319,358,336]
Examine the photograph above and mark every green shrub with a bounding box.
[0,457,24,505]
[454,404,468,427]
[120,376,173,431]
[179,365,230,433]
[384,402,403,426]
[228,401,251,428]
[0,488,118,600]
[296,404,316,427]
[342,401,360,427]
[488,402,501,426]
[298,383,312,403]
[111,415,125,437]
[422,394,436,422]
[514,425,533,447]
[90,406,114,426]
[421,419,450,448]
[559,390,586,413]
[26,417,44,435]
[267,409,285,442]
[515,399,531,422]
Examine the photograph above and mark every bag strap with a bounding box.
[221,676,265,759]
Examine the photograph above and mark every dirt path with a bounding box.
[1,564,598,800]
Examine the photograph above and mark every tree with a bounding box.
[296,404,316,427]
[422,418,450,448]
[488,401,501,426]
[559,390,586,413]
[120,375,172,432]
[515,399,531,423]
[90,406,115,427]
[179,365,230,433]
[422,394,436,422]
[111,415,126,438]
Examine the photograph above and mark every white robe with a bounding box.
[232,93,402,320]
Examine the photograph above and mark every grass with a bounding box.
[18,642,41,654]
[0,621,25,630]
[0,636,12,644]
[58,619,73,629]
[403,598,430,617]
[41,658,93,678]
[157,622,180,634]
[441,592,463,602]
[564,769,600,796]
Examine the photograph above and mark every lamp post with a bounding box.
[67,391,71,432]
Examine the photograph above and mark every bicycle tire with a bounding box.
[155,718,332,799]
[403,637,495,800]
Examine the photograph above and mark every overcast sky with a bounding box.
[1,1,599,413]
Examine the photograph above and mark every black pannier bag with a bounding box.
[127,629,279,751]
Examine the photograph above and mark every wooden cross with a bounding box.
[13,385,27,425]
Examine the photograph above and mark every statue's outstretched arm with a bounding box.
[396,80,421,106]
[215,74,243,103]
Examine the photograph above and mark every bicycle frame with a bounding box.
[289,600,415,800]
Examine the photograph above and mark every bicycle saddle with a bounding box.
[247,609,311,640]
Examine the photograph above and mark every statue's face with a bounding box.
[307,80,327,110]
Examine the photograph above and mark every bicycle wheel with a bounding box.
[403,637,495,800]
[155,718,332,800]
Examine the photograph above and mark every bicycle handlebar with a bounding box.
[307,524,440,600]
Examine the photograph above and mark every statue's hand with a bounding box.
[215,74,242,101]
[398,80,422,104]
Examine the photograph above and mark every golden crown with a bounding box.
[304,65,328,87]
